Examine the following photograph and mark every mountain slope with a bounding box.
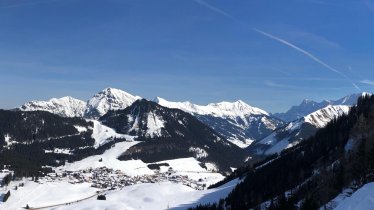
[0,110,128,175]
[155,97,284,148]
[250,105,350,155]
[273,92,369,122]
[19,96,86,118]
[190,93,374,210]
[84,87,141,119]
[100,99,246,172]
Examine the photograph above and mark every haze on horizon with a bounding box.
[1,0,374,112]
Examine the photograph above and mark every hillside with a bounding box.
[249,105,350,155]
[100,99,247,172]
[0,110,126,176]
[190,94,374,210]
[155,97,284,148]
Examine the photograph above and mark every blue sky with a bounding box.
[1,0,374,112]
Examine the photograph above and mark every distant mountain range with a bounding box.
[20,88,141,119]
[249,105,350,156]
[154,97,284,148]
[19,88,367,151]
[272,92,369,122]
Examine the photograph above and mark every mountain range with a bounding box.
[272,92,368,122]
[2,88,374,210]
[100,99,246,172]
[18,88,368,152]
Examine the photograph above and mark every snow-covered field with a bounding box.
[156,158,224,186]
[1,156,230,210]
[52,178,240,210]
[59,140,156,177]
[0,180,98,209]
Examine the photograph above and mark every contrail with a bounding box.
[194,0,237,21]
[194,0,360,91]
[253,28,360,90]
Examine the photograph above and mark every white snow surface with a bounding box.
[52,178,241,210]
[85,87,141,118]
[74,125,87,133]
[304,105,350,128]
[90,120,128,148]
[20,96,86,118]
[333,182,374,210]
[145,112,166,138]
[155,97,268,117]
[227,138,254,148]
[320,188,354,210]
[59,140,154,177]
[19,88,141,118]
[0,180,98,210]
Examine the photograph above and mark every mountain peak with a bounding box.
[84,88,141,119]
[209,100,268,116]
[301,99,315,104]
[98,87,139,98]
[20,96,86,118]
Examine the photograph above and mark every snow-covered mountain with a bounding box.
[250,105,350,155]
[273,92,370,122]
[84,87,141,119]
[19,88,141,119]
[155,97,284,148]
[19,96,86,118]
[100,99,246,172]
[155,97,268,117]
[18,90,283,148]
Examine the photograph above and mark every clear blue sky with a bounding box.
[1,0,374,112]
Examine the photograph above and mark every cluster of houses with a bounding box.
[44,167,207,191]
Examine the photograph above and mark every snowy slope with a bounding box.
[155,97,283,148]
[332,182,374,210]
[0,180,98,210]
[84,87,141,119]
[51,178,241,210]
[90,120,129,148]
[59,140,155,176]
[273,92,370,122]
[20,96,86,118]
[304,105,350,128]
[250,105,350,155]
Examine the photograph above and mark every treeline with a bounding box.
[0,110,127,177]
[190,94,374,210]
[0,110,91,146]
[0,137,127,177]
